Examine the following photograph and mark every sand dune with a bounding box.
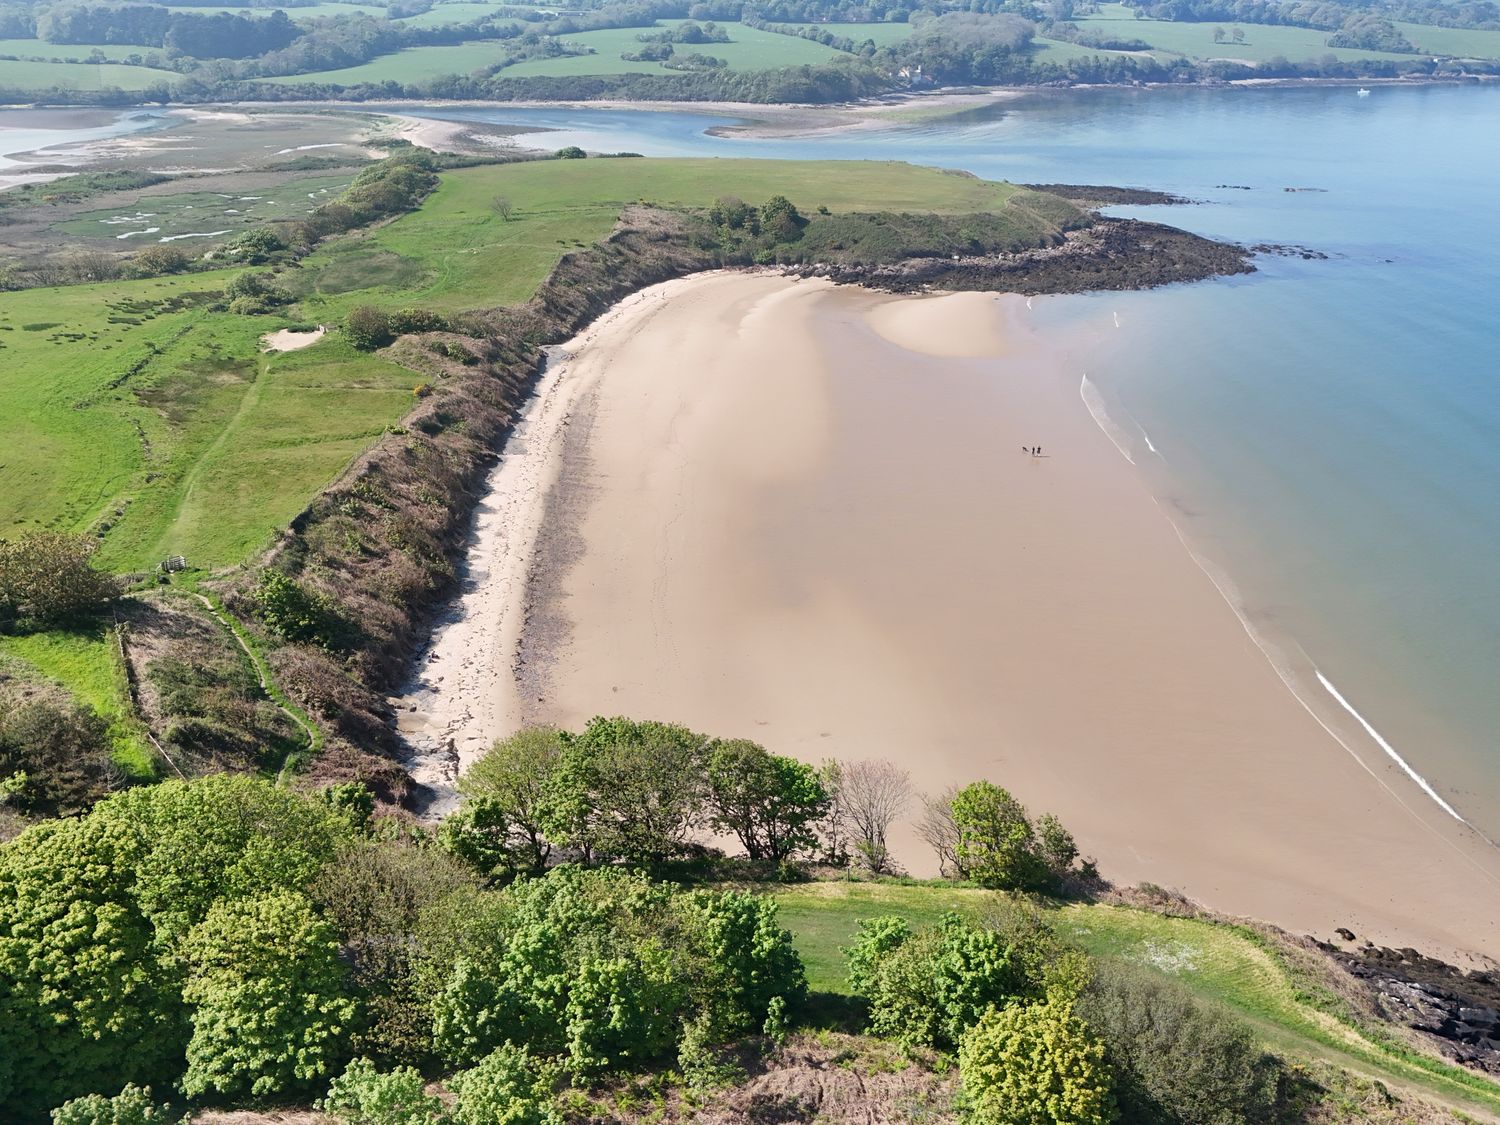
[403,270,1500,962]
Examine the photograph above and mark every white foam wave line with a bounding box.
[1113,311,1121,328]
[1316,671,1467,823]
[1079,373,1135,465]
[1142,429,1158,455]
[1026,296,1033,310]
[1151,499,1500,881]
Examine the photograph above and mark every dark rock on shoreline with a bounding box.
[788,219,1256,296]
[1020,183,1193,206]
[1315,939,1500,1074]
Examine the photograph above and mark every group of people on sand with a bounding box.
[1023,445,1045,456]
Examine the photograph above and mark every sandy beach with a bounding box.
[399,270,1500,962]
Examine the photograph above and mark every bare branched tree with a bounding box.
[916,785,963,879]
[491,195,516,221]
[841,759,911,875]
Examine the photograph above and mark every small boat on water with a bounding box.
[1357,87,1371,96]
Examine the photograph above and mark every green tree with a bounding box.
[180,891,358,1100]
[0,532,119,628]
[455,727,563,877]
[676,888,807,1036]
[312,838,477,1065]
[845,912,1030,1050]
[322,1057,448,1125]
[553,146,586,159]
[449,1045,559,1125]
[0,817,176,1120]
[759,194,803,242]
[0,695,115,815]
[951,781,1052,892]
[1077,961,1283,1125]
[704,739,829,862]
[959,997,1115,1125]
[1036,813,1079,879]
[49,1084,179,1125]
[541,717,708,867]
[345,305,395,351]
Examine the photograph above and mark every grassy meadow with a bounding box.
[265,20,848,85]
[0,57,179,90]
[774,882,1500,1118]
[1063,2,1500,63]
[499,21,846,78]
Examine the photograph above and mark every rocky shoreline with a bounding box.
[789,218,1256,295]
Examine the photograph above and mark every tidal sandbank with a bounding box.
[401,269,1500,962]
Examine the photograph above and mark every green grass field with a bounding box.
[263,38,519,85]
[294,157,1025,317]
[773,882,1500,1118]
[0,38,149,62]
[394,0,514,28]
[499,21,846,77]
[1395,20,1500,58]
[267,20,847,84]
[0,57,180,90]
[0,272,416,571]
[1064,3,1500,62]
[58,174,353,244]
[0,628,156,777]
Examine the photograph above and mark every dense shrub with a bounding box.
[846,912,1033,1049]
[426,867,803,1077]
[0,695,115,815]
[346,306,396,351]
[704,738,829,863]
[253,568,350,650]
[449,1045,559,1125]
[959,997,1115,1125]
[48,1084,178,1125]
[0,532,119,628]
[449,727,563,880]
[322,1057,446,1125]
[1076,962,1284,1125]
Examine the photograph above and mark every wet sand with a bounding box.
[404,270,1500,961]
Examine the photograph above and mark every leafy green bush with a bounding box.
[449,1045,559,1125]
[846,912,1032,1049]
[959,998,1115,1125]
[322,1057,447,1125]
[427,867,803,1079]
[0,695,115,815]
[540,717,709,867]
[949,781,1087,892]
[0,777,352,1118]
[49,1084,178,1125]
[0,531,119,628]
[450,727,564,879]
[253,568,350,650]
[345,306,395,351]
[180,891,358,1099]
[554,146,586,159]
[1076,962,1284,1125]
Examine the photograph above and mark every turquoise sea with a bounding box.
[407,86,1500,839]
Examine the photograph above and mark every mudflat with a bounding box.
[410,270,1500,961]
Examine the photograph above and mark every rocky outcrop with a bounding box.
[788,219,1255,296]
[1317,941,1500,1074]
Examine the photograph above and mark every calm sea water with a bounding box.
[411,86,1500,836]
[10,88,1500,837]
